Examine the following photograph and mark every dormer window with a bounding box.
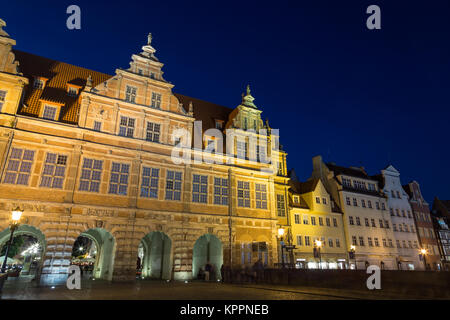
[42,105,57,120]
[33,78,45,89]
[67,86,79,97]
[294,196,299,204]
[215,120,224,129]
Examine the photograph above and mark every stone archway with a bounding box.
[192,234,223,280]
[138,231,172,280]
[0,224,46,280]
[72,228,115,281]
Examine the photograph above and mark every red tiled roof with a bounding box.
[13,50,111,124]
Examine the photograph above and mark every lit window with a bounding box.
[146,122,161,142]
[119,116,135,137]
[192,174,208,203]
[297,235,302,246]
[151,92,161,108]
[255,183,267,209]
[3,148,35,185]
[316,197,320,204]
[33,78,44,89]
[237,181,251,208]
[214,177,228,206]
[165,170,182,201]
[125,85,137,103]
[40,153,67,189]
[0,90,6,112]
[294,214,300,224]
[42,105,57,120]
[236,140,247,159]
[311,216,316,225]
[303,215,309,225]
[108,163,129,195]
[67,87,78,97]
[140,167,159,198]
[79,158,103,192]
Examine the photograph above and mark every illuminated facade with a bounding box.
[0,19,289,285]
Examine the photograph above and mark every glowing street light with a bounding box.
[419,248,428,270]
[277,227,285,238]
[349,245,357,270]
[277,227,286,268]
[314,240,323,269]
[1,207,23,273]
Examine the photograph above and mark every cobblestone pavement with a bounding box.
[0,279,433,300]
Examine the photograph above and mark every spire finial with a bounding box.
[246,84,251,96]
[147,33,153,46]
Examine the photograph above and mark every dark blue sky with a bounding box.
[3,1,450,203]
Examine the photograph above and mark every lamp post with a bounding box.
[277,227,285,268]
[1,207,23,273]
[420,249,428,271]
[349,245,357,270]
[315,240,322,269]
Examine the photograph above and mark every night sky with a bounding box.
[2,1,450,203]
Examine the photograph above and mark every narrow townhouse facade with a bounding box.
[288,178,348,269]
[310,156,399,270]
[375,166,422,270]
[0,18,290,285]
[432,198,450,271]
[403,181,441,270]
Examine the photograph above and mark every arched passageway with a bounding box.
[0,225,46,280]
[71,228,115,281]
[192,234,223,280]
[138,231,172,280]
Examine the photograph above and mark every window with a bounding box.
[368,200,372,208]
[381,203,386,210]
[388,239,393,247]
[3,148,35,185]
[368,237,373,246]
[68,87,78,96]
[311,216,316,226]
[396,191,401,199]
[328,238,333,247]
[236,140,247,159]
[238,181,251,208]
[276,194,285,216]
[151,92,162,108]
[356,217,361,226]
[365,218,369,227]
[40,153,67,189]
[79,158,103,192]
[294,196,299,204]
[108,163,129,195]
[140,167,159,198]
[255,184,267,209]
[165,170,182,200]
[146,122,161,142]
[336,239,340,247]
[215,121,223,129]
[379,220,384,228]
[391,190,396,198]
[316,197,320,204]
[359,236,365,246]
[361,199,366,208]
[294,214,300,224]
[402,240,407,248]
[303,215,309,225]
[326,218,330,227]
[376,202,380,210]
[368,183,376,191]
[349,216,354,225]
[42,105,57,120]
[390,208,394,216]
[352,236,357,246]
[374,238,380,247]
[383,239,387,247]
[296,235,302,246]
[353,198,358,206]
[322,198,327,205]
[125,85,137,103]
[346,197,351,205]
[404,225,409,232]
[342,178,352,187]
[393,224,397,232]
[384,220,390,229]
[395,209,400,217]
[119,116,135,137]
[371,219,376,227]
[214,177,228,206]
[93,121,102,132]
[33,78,44,89]
[256,145,267,163]
[319,217,324,226]
[138,69,143,75]
[0,90,6,112]
[399,224,403,232]
[244,118,248,130]
[192,174,208,203]
[396,240,401,248]
[305,236,311,246]
[333,218,338,227]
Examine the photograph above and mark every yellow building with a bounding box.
[0,19,290,285]
[288,178,348,269]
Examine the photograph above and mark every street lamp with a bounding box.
[1,207,23,273]
[419,249,428,271]
[349,245,357,270]
[277,227,285,268]
[315,240,322,269]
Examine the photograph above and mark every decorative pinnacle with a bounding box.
[241,84,257,109]
[147,33,153,46]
